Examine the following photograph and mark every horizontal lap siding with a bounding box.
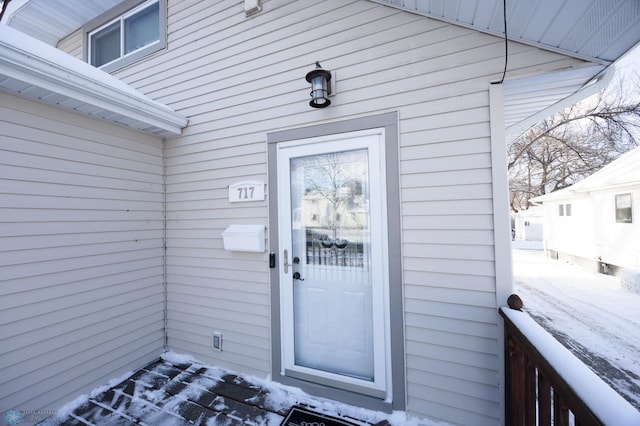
[0,94,165,412]
[398,66,501,421]
[395,32,582,423]
[57,28,82,59]
[109,1,586,424]
[400,90,502,421]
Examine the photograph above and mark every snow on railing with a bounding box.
[500,294,640,426]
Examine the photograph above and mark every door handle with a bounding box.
[283,249,289,273]
[293,272,304,281]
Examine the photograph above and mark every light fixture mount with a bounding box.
[305,61,332,108]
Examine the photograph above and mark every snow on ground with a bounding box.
[512,241,640,410]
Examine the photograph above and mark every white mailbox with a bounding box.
[221,224,265,252]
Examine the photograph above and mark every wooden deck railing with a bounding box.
[500,294,640,426]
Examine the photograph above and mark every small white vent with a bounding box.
[212,332,223,351]
[244,0,261,16]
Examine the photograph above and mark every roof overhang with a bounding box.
[503,64,613,144]
[0,24,187,137]
[6,0,638,65]
[1,0,127,46]
[371,0,640,143]
[2,0,639,142]
[370,0,640,65]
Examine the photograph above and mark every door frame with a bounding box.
[267,112,405,412]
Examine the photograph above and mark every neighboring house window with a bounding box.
[558,203,571,217]
[615,194,633,223]
[84,0,166,72]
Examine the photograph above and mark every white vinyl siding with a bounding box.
[57,28,83,59]
[0,94,165,412]
[104,1,587,424]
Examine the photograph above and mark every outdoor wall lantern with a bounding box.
[305,61,332,108]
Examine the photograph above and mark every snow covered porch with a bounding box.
[22,301,640,426]
[24,300,640,426]
[36,352,403,426]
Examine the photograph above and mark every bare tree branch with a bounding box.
[508,76,640,212]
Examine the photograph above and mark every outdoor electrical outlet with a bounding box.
[212,332,222,351]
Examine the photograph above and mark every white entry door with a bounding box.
[277,129,389,397]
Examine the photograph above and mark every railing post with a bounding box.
[505,294,525,425]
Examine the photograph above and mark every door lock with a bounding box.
[293,272,304,281]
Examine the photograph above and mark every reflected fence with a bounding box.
[304,229,365,267]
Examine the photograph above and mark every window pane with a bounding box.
[125,2,160,54]
[91,21,120,67]
[616,194,633,223]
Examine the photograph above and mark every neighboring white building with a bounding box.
[513,206,544,241]
[1,1,639,425]
[532,147,640,275]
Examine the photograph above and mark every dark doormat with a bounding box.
[280,405,361,426]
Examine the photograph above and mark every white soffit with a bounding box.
[373,0,640,144]
[2,0,127,46]
[0,25,187,137]
[372,0,640,65]
[6,0,640,61]
[503,64,612,144]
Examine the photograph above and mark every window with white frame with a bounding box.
[615,193,633,223]
[86,0,165,71]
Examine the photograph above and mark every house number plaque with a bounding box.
[228,181,265,202]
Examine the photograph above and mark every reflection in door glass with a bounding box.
[291,149,370,270]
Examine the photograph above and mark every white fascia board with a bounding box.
[0,25,188,135]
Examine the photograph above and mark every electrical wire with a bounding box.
[497,0,508,84]
[0,0,12,22]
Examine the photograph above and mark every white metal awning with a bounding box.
[0,25,188,137]
[503,64,613,144]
